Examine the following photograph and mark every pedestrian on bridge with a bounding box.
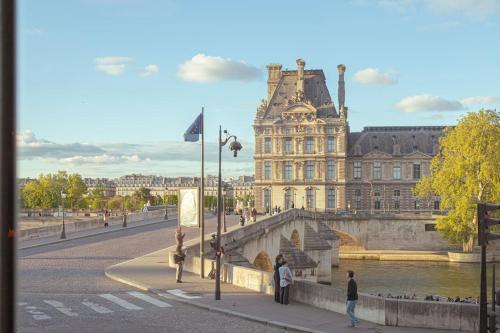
[346,270,359,327]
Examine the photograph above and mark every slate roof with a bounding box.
[304,224,332,251]
[279,235,317,269]
[264,70,337,119]
[347,126,447,156]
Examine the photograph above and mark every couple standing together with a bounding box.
[273,254,292,305]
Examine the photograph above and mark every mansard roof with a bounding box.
[347,126,447,157]
[264,70,337,120]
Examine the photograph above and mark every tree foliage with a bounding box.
[415,110,500,252]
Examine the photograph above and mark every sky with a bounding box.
[17,0,500,179]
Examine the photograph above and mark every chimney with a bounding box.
[266,64,282,102]
[337,64,346,111]
[296,58,305,93]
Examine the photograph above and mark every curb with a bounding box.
[19,218,176,250]
[104,268,327,333]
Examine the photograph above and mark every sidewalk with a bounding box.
[105,247,456,333]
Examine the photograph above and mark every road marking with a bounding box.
[99,294,142,310]
[18,302,29,306]
[165,289,201,299]
[82,300,114,314]
[24,304,52,320]
[127,291,172,308]
[43,300,78,317]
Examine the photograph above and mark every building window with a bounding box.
[306,161,314,180]
[327,127,334,134]
[305,137,314,153]
[393,161,401,180]
[355,198,361,209]
[413,163,421,180]
[433,199,440,210]
[285,127,292,135]
[264,128,271,135]
[264,161,271,180]
[264,189,271,213]
[414,200,420,210]
[264,137,272,153]
[284,137,293,153]
[354,161,361,179]
[373,161,381,180]
[285,189,292,210]
[327,188,336,209]
[327,160,336,180]
[394,200,400,209]
[425,224,436,231]
[394,189,400,197]
[354,189,361,197]
[306,188,315,209]
[374,190,381,210]
[284,161,292,180]
[327,136,336,152]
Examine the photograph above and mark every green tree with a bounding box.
[107,195,124,211]
[88,184,106,210]
[415,110,500,252]
[132,187,152,207]
[66,173,88,210]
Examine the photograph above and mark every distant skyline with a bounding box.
[18,0,500,178]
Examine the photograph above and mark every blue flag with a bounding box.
[184,113,203,142]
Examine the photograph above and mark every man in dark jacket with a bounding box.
[346,270,359,327]
[273,254,283,303]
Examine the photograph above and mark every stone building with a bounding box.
[254,59,444,213]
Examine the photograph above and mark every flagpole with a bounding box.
[200,107,205,278]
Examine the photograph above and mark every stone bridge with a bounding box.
[198,209,447,284]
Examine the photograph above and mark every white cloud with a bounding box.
[59,154,149,165]
[95,56,133,76]
[395,94,465,112]
[352,68,398,85]
[425,0,500,18]
[140,64,159,77]
[178,54,262,82]
[461,96,500,107]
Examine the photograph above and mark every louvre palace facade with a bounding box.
[253,59,444,213]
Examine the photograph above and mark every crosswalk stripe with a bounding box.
[43,300,78,317]
[99,294,142,310]
[82,301,114,314]
[165,289,201,299]
[127,291,172,308]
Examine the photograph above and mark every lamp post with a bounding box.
[222,186,227,233]
[60,189,67,239]
[122,196,127,228]
[164,187,169,220]
[215,127,242,301]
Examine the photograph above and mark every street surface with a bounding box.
[17,215,284,333]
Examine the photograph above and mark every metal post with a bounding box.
[490,264,496,333]
[1,0,16,330]
[122,197,127,227]
[164,189,168,220]
[480,241,488,333]
[200,107,205,278]
[60,193,66,239]
[215,125,222,300]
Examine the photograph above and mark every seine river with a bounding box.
[331,259,500,299]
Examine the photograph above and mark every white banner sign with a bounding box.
[178,188,199,228]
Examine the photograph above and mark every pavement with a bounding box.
[19,213,289,333]
[105,244,458,333]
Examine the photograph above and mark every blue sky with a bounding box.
[17,0,500,178]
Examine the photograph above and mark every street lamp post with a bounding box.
[164,187,169,220]
[215,127,242,301]
[60,189,67,239]
[122,196,127,228]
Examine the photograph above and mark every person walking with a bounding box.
[174,249,185,283]
[279,260,293,305]
[346,270,359,327]
[273,254,284,303]
[103,209,109,227]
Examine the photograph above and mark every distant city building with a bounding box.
[254,59,444,213]
[84,178,116,198]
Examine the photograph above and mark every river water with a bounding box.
[331,259,500,299]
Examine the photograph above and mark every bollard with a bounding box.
[122,213,127,228]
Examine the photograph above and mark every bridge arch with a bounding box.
[290,229,301,249]
[253,251,273,272]
[333,229,361,249]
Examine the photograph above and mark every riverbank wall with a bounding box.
[18,209,173,240]
[340,249,500,263]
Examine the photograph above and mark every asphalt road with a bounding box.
[17,215,285,333]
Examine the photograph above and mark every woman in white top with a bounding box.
[278,260,293,305]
